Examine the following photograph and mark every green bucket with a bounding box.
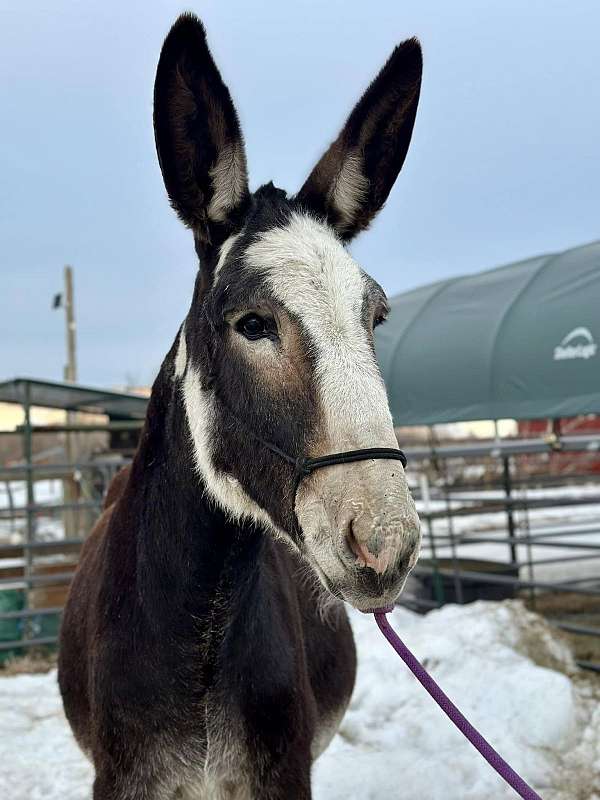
[30,610,61,643]
[0,588,25,663]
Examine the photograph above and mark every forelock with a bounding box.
[244,211,367,324]
[210,182,293,291]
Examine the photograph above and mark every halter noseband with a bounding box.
[261,439,407,481]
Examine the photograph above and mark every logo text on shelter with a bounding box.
[553,327,597,361]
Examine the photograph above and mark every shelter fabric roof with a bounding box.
[375,240,600,425]
[0,378,148,419]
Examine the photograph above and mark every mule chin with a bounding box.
[337,581,409,613]
[304,547,415,613]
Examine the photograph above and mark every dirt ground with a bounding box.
[524,591,600,670]
[0,649,57,676]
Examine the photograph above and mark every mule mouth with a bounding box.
[304,547,414,612]
[338,579,409,612]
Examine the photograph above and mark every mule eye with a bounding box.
[373,313,387,329]
[236,313,268,340]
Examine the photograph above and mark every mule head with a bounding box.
[154,13,422,611]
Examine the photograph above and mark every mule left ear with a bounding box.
[295,38,422,242]
[153,14,250,248]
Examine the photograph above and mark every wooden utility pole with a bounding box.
[63,266,77,383]
[62,266,78,537]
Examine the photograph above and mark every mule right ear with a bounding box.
[153,14,250,248]
[295,38,422,242]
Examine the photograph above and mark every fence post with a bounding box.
[420,472,445,605]
[502,455,518,565]
[444,483,464,604]
[23,382,35,643]
[63,265,79,540]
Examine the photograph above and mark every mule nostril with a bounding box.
[345,519,391,575]
[346,519,369,567]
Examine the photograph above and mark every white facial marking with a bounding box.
[208,142,247,223]
[181,365,297,547]
[213,231,242,286]
[174,323,187,379]
[245,212,396,450]
[330,150,369,227]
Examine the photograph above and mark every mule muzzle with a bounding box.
[301,496,421,611]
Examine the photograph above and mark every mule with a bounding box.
[58,13,422,799]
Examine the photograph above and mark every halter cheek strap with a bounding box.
[217,393,407,478]
[237,420,408,480]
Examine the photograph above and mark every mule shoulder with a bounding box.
[58,503,115,755]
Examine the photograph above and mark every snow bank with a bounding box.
[315,602,600,800]
[1,601,599,799]
[0,671,92,800]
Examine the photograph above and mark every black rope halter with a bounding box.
[223,403,407,484]
[260,438,407,480]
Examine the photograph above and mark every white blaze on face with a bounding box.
[245,212,396,452]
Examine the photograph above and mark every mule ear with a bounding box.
[296,39,422,242]
[153,14,249,247]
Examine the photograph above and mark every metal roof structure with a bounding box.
[0,378,148,419]
[375,240,600,426]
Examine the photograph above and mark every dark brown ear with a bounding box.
[153,14,249,247]
[295,38,422,242]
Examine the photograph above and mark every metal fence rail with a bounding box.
[398,432,600,671]
[0,415,134,658]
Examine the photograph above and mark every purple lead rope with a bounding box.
[372,608,543,800]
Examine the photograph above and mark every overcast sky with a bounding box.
[1,0,598,387]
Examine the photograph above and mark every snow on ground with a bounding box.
[2,600,600,799]
[315,602,600,800]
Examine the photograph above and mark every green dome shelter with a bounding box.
[376,240,600,426]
